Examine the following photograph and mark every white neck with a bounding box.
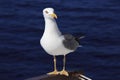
[43,17,61,37]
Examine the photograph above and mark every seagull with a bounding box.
[40,8,83,76]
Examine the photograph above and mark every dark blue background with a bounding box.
[0,0,120,80]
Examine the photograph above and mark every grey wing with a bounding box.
[62,34,79,50]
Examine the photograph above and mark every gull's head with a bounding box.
[43,8,57,19]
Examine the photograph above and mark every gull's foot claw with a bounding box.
[60,70,69,76]
[47,70,59,75]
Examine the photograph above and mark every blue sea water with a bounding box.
[0,0,120,80]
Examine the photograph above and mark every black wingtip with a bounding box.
[75,36,85,44]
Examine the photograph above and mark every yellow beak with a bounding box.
[50,13,57,19]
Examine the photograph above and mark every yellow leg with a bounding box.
[60,55,69,76]
[47,56,59,75]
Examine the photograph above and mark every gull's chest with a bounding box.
[41,36,59,45]
[40,35,62,51]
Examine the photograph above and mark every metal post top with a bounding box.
[25,71,92,80]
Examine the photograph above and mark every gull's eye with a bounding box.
[45,11,49,14]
